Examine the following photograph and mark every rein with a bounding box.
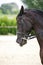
[17,32,36,40]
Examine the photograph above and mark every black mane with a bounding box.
[25,9,43,17]
[33,10,43,17]
[17,8,43,18]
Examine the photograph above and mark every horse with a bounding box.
[16,6,43,64]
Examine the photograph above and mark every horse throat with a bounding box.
[34,24,43,37]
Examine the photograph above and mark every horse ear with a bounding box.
[20,6,24,15]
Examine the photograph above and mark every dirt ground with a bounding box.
[0,35,42,65]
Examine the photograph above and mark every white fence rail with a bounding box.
[0,26,17,28]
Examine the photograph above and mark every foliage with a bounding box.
[0,3,19,14]
[22,0,43,10]
[0,10,2,14]
[0,15,17,35]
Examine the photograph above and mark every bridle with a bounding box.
[17,32,36,40]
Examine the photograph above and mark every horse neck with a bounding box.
[33,17,43,41]
[27,10,43,35]
[26,9,43,27]
[25,9,43,36]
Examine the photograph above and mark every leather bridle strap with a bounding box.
[17,32,36,40]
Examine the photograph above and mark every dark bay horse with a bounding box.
[16,6,43,64]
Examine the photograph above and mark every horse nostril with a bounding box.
[16,38,20,44]
[16,39,23,46]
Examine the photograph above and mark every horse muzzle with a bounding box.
[16,38,27,46]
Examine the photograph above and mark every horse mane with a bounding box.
[17,7,43,17]
[32,10,43,17]
[25,9,43,17]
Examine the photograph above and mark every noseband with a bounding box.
[17,32,36,40]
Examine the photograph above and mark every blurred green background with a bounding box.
[0,3,19,35]
[22,0,43,10]
[0,15,17,35]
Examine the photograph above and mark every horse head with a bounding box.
[16,6,33,46]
